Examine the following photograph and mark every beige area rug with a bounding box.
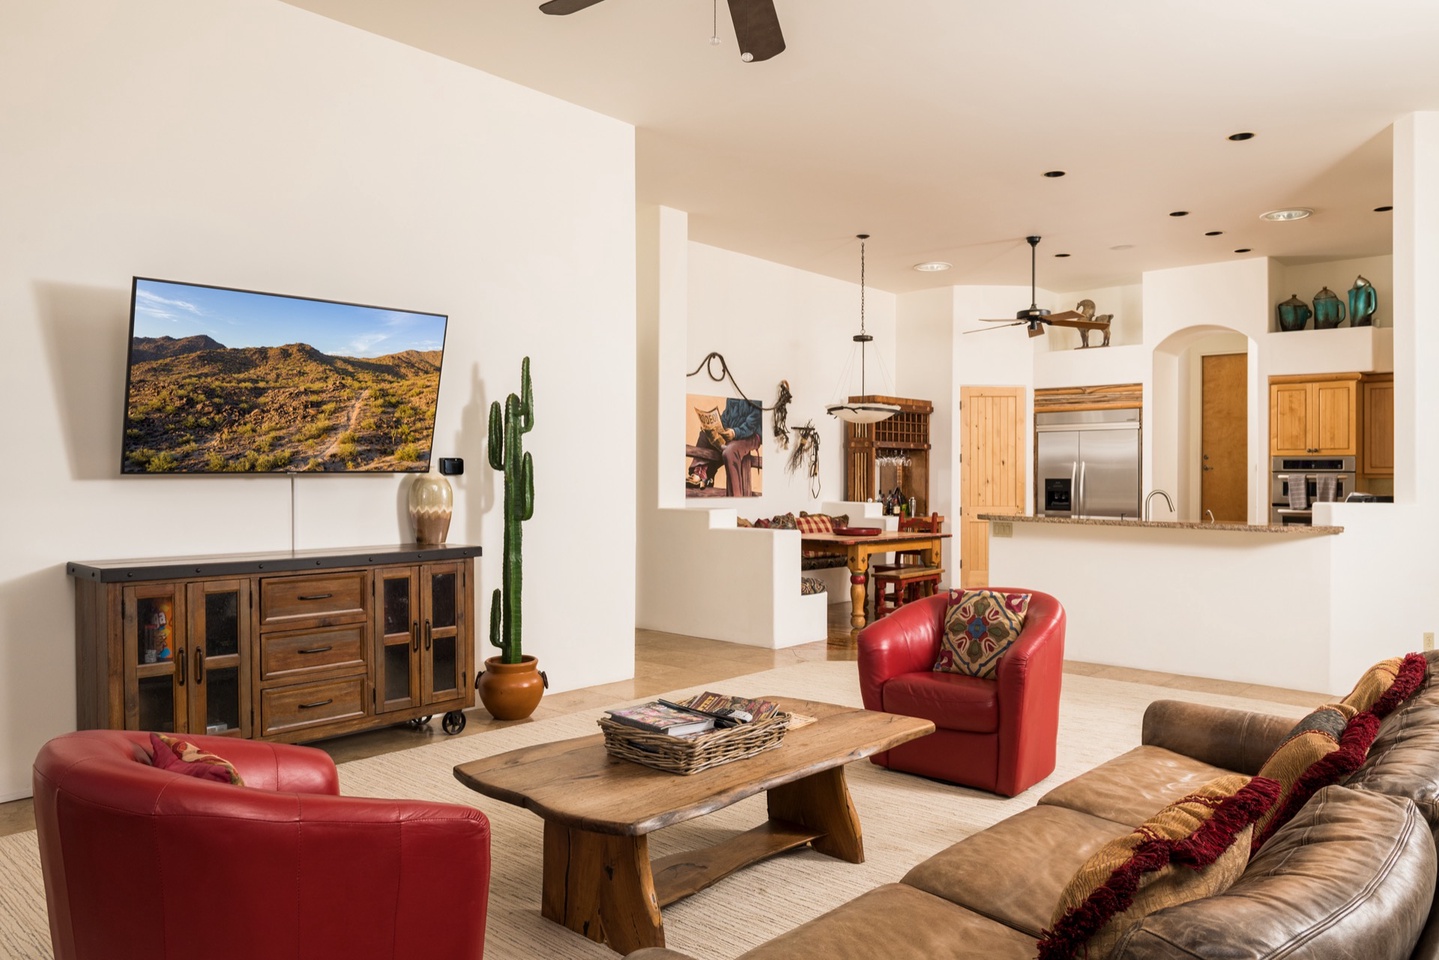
[0,662,1311,960]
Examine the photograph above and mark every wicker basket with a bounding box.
[598,711,791,775]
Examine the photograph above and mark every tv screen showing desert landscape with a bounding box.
[121,278,448,474]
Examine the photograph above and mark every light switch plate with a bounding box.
[992,521,1013,538]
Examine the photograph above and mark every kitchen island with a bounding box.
[977,512,1348,694]
[977,514,1343,535]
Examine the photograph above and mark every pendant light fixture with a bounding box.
[826,234,900,424]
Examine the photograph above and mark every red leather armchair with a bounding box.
[857,588,1065,797]
[33,730,491,960]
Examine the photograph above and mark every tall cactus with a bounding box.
[487,357,534,664]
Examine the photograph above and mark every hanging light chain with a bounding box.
[858,233,868,335]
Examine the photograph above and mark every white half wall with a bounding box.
[0,0,636,799]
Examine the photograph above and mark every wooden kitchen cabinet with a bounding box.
[1361,373,1394,477]
[1269,374,1361,457]
[70,544,479,744]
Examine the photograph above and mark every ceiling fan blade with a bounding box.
[977,317,1021,323]
[539,0,606,14]
[1027,323,1046,338]
[1046,310,1082,322]
[1048,317,1112,331]
[963,322,1025,335]
[727,0,785,61]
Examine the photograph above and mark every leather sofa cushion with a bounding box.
[1109,785,1436,960]
[902,804,1131,938]
[1038,745,1232,827]
[882,671,997,733]
[735,883,1038,960]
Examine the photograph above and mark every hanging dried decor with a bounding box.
[787,419,822,498]
[772,379,793,448]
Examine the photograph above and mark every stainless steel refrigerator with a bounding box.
[1035,409,1141,519]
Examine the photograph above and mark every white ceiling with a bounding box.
[282,0,1438,295]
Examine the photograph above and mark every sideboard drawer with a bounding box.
[259,677,366,737]
[261,624,367,683]
[259,572,367,628]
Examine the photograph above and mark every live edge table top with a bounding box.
[452,697,934,836]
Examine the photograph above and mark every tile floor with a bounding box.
[0,605,1330,839]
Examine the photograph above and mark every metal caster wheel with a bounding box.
[442,711,466,735]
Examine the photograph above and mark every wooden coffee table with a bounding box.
[452,697,933,954]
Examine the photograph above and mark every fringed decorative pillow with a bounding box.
[149,732,244,786]
[1341,655,1408,713]
[1036,774,1281,960]
[933,589,1030,678]
[1249,702,1356,845]
[1251,652,1428,852]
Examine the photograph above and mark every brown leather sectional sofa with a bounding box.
[630,651,1439,960]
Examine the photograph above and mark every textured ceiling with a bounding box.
[282,0,1437,294]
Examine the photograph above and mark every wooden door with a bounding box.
[960,386,1026,588]
[1313,379,1358,455]
[1269,381,1310,455]
[1201,354,1247,522]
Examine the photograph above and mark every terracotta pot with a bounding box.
[477,655,545,720]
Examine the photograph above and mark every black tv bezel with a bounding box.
[120,276,449,477]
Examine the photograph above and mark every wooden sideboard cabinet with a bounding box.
[69,544,479,743]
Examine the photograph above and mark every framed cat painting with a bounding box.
[684,392,763,498]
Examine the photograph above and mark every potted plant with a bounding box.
[476,356,546,720]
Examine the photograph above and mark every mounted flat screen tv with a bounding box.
[121,277,448,474]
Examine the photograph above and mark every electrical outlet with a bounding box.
[993,521,1013,538]
[1425,632,1435,652]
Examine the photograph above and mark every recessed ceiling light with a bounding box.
[1053,253,1071,258]
[1204,230,1223,236]
[1234,248,1252,253]
[1228,132,1256,141]
[1259,208,1313,221]
[1110,244,1134,251]
[912,261,952,272]
[1169,210,1190,217]
[1374,205,1394,212]
[1042,170,1066,178]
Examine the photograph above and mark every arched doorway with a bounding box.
[1151,326,1257,522]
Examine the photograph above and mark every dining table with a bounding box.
[798,529,951,630]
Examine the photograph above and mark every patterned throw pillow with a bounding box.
[799,576,827,596]
[794,514,834,534]
[1250,703,1355,847]
[769,512,798,530]
[1341,656,1406,712]
[149,732,244,786]
[1037,775,1281,960]
[933,590,1031,678]
[1251,652,1429,851]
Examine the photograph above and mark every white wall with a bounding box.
[898,288,956,579]
[683,242,897,520]
[0,0,636,799]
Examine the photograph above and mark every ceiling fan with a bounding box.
[538,0,786,63]
[967,236,1112,339]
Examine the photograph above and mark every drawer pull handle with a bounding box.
[298,699,334,709]
[298,646,333,655]
[298,593,333,601]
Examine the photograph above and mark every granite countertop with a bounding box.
[976,514,1343,535]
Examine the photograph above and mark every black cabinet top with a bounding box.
[67,543,481,582]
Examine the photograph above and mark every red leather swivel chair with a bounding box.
[857,588,1065,797]
[33,730,491,960]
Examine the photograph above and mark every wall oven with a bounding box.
[1270,456,1355,526]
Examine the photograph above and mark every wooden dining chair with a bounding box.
[871,513,944,617]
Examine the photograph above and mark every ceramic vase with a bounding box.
[477,655,545,720]
[408,469,453,544]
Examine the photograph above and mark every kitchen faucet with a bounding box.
[1143,489,1174,521]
